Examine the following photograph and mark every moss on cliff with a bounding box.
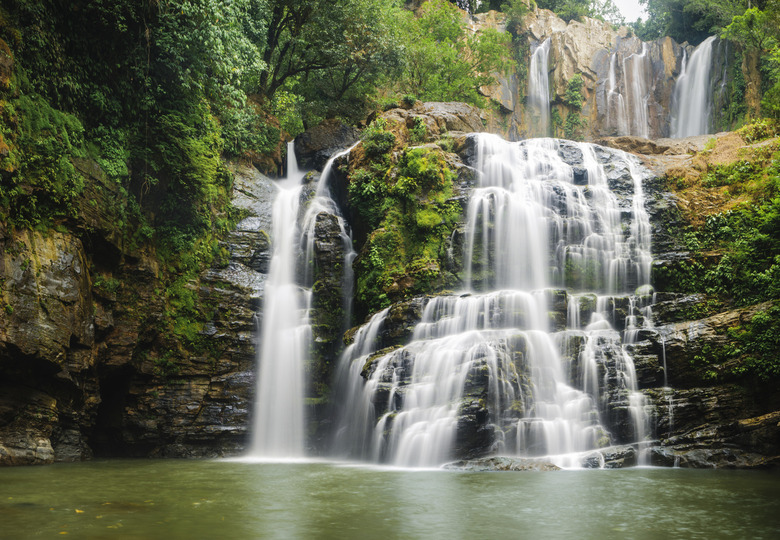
[349,120,464,319]
[656,126,780,382]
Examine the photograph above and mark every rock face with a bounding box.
[477,8,740,141]
[381,101,487,140]
[0,159,281,465]
[293,119,360,171]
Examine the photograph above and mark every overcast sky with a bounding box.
[615,0,647,21]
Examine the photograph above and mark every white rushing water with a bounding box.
[606,52,629,136]
[528,38,552,137]
[603,43,652,138]
[671,36,717,138]
[622,43,651,139]
[334,135,654,467]
[250,142,308,457]
[251,142,355,458]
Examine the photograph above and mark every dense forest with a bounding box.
[1,0,778,250]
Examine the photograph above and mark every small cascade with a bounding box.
[602,43,653,138]
[671,36,717,138]
[605,52,629,136]
[622,43,651,139]
[334,134,655,467]
[527,38,552,137]
[251,142,355,458]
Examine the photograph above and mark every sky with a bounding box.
[615,0,647,22]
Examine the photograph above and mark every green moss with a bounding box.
[362,119,396,158]
[409,117,427,144]
[351,145,462,317]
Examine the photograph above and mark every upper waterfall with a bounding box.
[671,36,717,138]
[527,38,552,137]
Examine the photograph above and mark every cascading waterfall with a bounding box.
[671,36,717,138]
[250,142,355,458]
[333,135,655,468]
[527,38,552,137]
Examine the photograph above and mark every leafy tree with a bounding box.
[396,0,512,105]
[636,0,747,44]
[589,0,625,25]
[722,4,780,118]
[536,0,591,22]
[248,0,402,126]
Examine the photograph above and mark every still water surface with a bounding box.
[1,459,779,539]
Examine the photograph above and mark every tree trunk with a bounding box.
[743,48,762,118]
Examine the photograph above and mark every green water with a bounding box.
[1,460,778,539]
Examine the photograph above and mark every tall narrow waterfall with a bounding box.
[251,142,355,458]
[333,135,654,468]
[527,38,551,137]
[671,36,717,138]
[606,52,629,136]
[623,44,651,139]
[250,142,308,457]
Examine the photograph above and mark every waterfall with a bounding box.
[603,43,653,138]
[606,52,629,136]
[250,142,308,457]
[622,43,651,139]
[671,36,717,138]
[250,142,355,458]
[334,135,654,467]
[527,38,552,137]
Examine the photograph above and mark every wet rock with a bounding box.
[443,456,561,471]
[294,119,360,171]
[580,444,638,468]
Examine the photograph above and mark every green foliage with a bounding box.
[395,0,512,107]
[722,6,778,52]
[563,74,584,110]
[656,146,780,307]
[536,0,590,22]
[351,144,462,316]
[252,0,403,124]
[409,117,427,145]
[563,111,586,140]
[691,303,780,381]
[722,48,748,129]
[0,93,86,227]
[589,0,625,25]
[761,47,780,119]
[272,90,305,138]
[636,0,746,44]
[500,0,532,35]
[701,159,761,187]
[362,119,397,159]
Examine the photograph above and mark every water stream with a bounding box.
[527,38,552,137]
[671,36,717,138]
[250,142,355,458]
[333,135,655,467]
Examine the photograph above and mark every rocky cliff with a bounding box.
[1,102,778,468]
[476,7,741,141]
[0,159,275,464]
